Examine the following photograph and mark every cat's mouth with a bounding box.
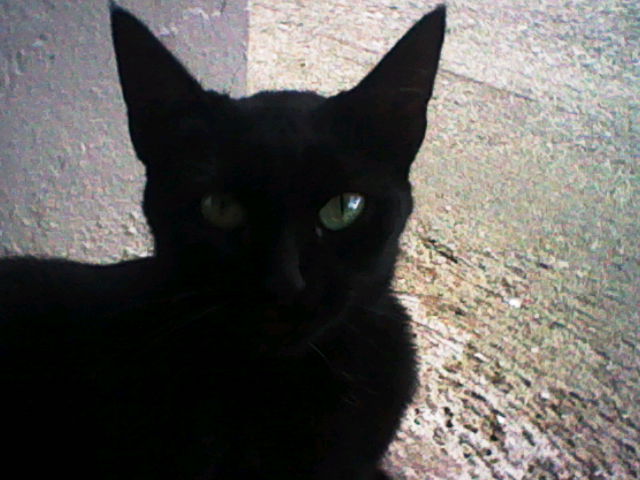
[262,306,297,336]
[252,303,314,353]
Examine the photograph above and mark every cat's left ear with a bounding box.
[323,5,446,170]
[111,4,208,164]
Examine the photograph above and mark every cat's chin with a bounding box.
[247,301,344,356]
[250,303,307,353]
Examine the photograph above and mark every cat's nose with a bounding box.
[265,264,306,305]
[263,229,306,304]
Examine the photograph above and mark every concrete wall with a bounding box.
[0,0,247,262]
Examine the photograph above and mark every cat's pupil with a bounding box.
[201,194,246,230]
[318,193,365,231]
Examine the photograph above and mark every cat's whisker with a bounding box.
[141,302,227,343]
[308,341,330,364]
[309,341,356,381]
[341,394,359,407]
[105,292,232,358]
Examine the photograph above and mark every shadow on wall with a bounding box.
[0,0,247,262]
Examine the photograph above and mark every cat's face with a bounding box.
[111,5,445,350]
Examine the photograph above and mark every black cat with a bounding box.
[0,4,445,479]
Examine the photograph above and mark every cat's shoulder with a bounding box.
[0,256,157,322]
[0,255,154,289]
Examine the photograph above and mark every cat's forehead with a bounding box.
[235,91,326,147]
[211,91,351,191]
[238,90,326,111]
[231,92,340,166]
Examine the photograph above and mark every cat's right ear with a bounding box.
[111,4,207,164]
[321,5,446,174]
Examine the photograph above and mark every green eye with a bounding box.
[318,193,365,231]
[201,194,246,230]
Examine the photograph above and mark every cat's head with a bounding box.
[111,5,445,351]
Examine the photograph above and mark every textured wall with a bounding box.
[0,0,247,262]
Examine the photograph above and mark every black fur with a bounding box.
[0,4,445,479]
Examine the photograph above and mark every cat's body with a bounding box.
[0,5,445,479]
[1,256,412,479]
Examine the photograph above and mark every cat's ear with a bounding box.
[323,5,446,171]
[353,5,445,104]
[110,4,207,164]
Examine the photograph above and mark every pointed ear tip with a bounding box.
[426,4,446,23]
[110,4,148,41]
[109,1,121,14]
[109,2,135,25]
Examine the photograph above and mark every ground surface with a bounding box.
[249,1,639,478]
[2,1,638,477]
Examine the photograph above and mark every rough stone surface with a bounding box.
[249,0,639,478]
[0,0,247,261]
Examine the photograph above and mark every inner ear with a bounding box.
[111,4,209,165]
[324,88,428,159]
[318,6,445,169]
[111,4,204,113]
[355,5,446,103]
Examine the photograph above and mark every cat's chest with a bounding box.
[93,338,349,469]
[97,316,348,418]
